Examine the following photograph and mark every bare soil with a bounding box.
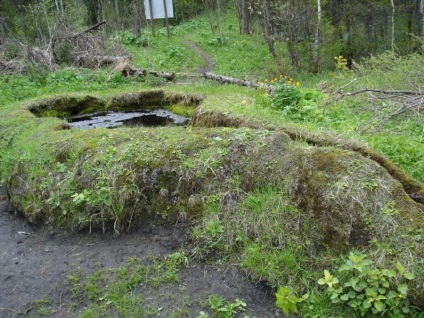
[0,194,280,318]
[184,41,215,74]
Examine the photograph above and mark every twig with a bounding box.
[0,308,15,312]
[53,21,106,41]
[331,78,357,96]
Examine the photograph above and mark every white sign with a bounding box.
[144,0,174,19]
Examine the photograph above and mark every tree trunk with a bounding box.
[311,0,321,73]
[420,0,424,41]
[115,0,122,30]
[203,0,216,33]
[59,0,64,16]
[238,0,251,34]
[216,0,224,44]
[391,0,395,52]
[132,0,141,37]
[263,0,278,61]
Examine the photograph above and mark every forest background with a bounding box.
[1,0,423,72]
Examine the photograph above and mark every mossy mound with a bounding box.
[1,90,423,309]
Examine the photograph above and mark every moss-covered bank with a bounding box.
[0,89,423,310]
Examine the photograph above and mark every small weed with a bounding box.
[275,286,308,316]
[33,299,54,316]
[207,295,246,318]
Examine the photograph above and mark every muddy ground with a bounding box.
[0,193,280,318]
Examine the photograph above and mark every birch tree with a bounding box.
[311,0,321,72]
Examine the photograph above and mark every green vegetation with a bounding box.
[318,253,416,317]
[1,6,424,318]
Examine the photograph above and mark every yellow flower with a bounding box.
[264,79,268,83]
[295,81,301,87]
[274,77,278,81]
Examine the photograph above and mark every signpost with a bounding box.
[144,0,174,38]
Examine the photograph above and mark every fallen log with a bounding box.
[204,72,274,93]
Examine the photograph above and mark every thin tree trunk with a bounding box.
[132,0,141,37]
[240,0,250,34]
[59,0,64,16]
[54,0,60,13]
[391,0,395,52]
[203,0,215,33]
[311,0,321,72]
[216,0,223,44]
[263,0,278,61]
[420,0,424,47]
[115,0,122,30]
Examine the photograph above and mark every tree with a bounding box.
[263,0,278,61]
[132,0,141,37]
[311,0,322,72]
[420,0,424,38]
[236,0,252,34]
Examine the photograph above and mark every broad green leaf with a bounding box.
[382,269,396,278]
[363,301,372,309]
[348,290,357,298]
[402,306,410,313]
[374,301,385,312]
[378,288,386,294]
[398,284,408,295]
[403,272,415,280]
[396,262,405,275]
[354,281,367,292]
[387,291,397,299]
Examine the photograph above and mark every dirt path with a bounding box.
[0,191,279,317]
[184,40,215,74]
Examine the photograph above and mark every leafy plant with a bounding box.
[318,252,416,317]
[207,295,246,318]
[275,286,308,316]
[115,30,148,47]
[271,82,302,110]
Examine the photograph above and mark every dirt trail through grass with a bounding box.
[184,41,215,73]
[0,192,278,317]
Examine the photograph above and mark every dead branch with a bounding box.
[349,87,424,132]
[53,21,106,41]
[347,88,422,96]
[331,78,357,96]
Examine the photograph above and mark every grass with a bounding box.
[60,254,186,317]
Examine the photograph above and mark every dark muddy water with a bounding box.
[69,109,190,129]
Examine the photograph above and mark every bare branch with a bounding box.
[347,88,422,96]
